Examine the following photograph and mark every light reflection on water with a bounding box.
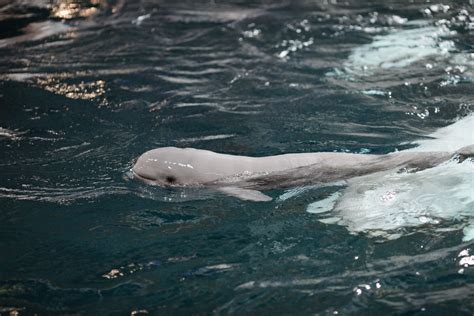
[0,0,473,314]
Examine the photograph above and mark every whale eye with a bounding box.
[165,176,176,184]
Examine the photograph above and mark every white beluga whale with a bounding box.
[132,115,474,202]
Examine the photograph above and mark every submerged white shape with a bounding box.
[305,114,474,241]
[343,24,455,74]
[218,186,272,202]
[306,192,342,214]
[331,159,474,239]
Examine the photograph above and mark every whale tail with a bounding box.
[406,114,474,153]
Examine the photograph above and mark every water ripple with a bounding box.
[1,1,473,314]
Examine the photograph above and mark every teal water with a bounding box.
[0,0,473,314]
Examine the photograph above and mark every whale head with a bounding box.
[132,147,220,186]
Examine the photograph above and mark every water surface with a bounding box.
[0,0,473,314]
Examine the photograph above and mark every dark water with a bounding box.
[0,0,473,314]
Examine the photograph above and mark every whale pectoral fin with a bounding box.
[456,145,474,162]
[217,187,272,202]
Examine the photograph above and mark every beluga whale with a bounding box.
[132,115,474,202]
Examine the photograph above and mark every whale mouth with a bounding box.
[132,169,157,184]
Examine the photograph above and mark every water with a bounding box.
[0,0,473,314]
